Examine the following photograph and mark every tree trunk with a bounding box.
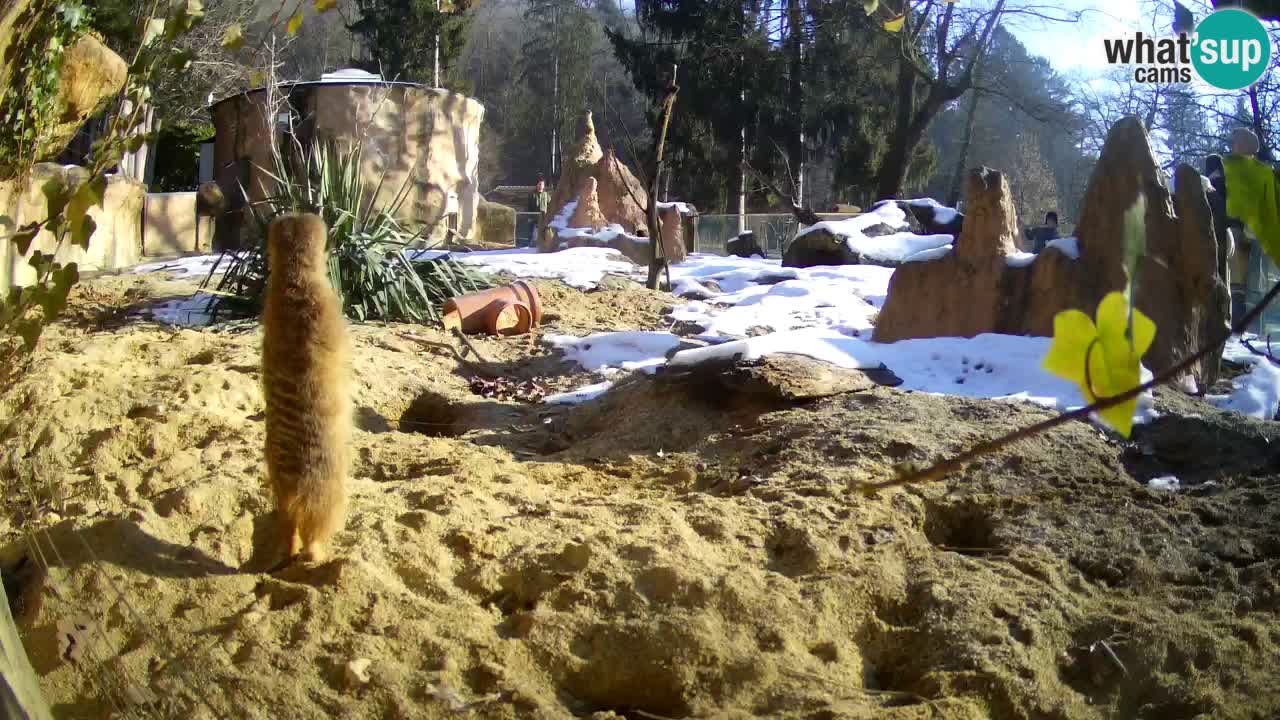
[786,0,805,205]
[876,58,919,200]
[947,88,981,207]
[646,64,679,290]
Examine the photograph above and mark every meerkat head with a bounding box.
[268,213,329,278]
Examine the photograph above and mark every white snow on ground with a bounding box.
[545,380,614,405]
[665,254,893,340]
[1045,237,1080,259]
[665,328,1156,422]
[901,245,953,263]
[442,247,640,290]
[656,201,695,215]
[544,331,680,375]
[1209,335,1280,420]
[795,202,954,264]
[1006,251,1037,268]
[905,197,959,224]
[547,200,578,232]
[130,255,226,278]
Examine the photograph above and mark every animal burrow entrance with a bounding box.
[398,391,466,437]
[922,499,1001,557]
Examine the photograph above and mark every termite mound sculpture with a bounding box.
[261,213,352,569]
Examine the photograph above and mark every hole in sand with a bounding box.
[922,499,1000,557]
[399,391,464,437]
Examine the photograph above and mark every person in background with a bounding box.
[1026,211,1060,253]
[523,174,550,248]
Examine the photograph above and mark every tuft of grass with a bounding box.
[199,138,493,323]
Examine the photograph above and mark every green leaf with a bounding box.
[863,0,878,14]
[10,223,40,255]
[42,176,69,220]
[287,11,304,36]
[0,215,13,231]
[169,49,194,71]
[222,23,245,51]
[15,317,43,351]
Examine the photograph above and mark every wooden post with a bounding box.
[0,581,52,720]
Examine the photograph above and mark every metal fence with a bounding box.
[694,214,799,257]
[515,212,542,247]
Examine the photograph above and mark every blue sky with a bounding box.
[1007,0,1144,74]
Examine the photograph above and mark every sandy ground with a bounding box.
[2,268,1280,720]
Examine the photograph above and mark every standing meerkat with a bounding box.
[261,212,352,568]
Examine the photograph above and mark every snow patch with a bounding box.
[906,197,959,224]
[1006,251,1037,268]
[1044,237,1080,259]
[545,381,614,405]
[130,255,226,278]
[664,254,891,340]
[1148,476,1180,492]
[545,331,681,375]
[441,247,640,290]
[666,328,1157,423]
[1208,349,1280,420]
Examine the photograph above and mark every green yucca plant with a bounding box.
[199,137,493,323]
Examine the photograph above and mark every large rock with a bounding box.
[595,150,648,234]
[568,177,608,231]
[874,117,1229,388]
[657,204,689,265]
[539,114,649,251]
[0,2,127,177]
[782,228,860,268]
[474,200,516,245]
[546,111,605,228]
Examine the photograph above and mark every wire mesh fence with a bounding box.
[514,212,542,248]
[693,214,799,257]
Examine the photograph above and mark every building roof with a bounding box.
[485,185,547,210]
[208,72,430,112]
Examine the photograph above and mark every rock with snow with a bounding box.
[874,118,1230,390]
[726,231,765,259]
[900,198,965,238]
[783,202,952,269]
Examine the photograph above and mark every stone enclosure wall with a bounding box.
[211,83,484,250]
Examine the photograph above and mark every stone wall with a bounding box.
[211,83,484,249]
[143,192,214,256]
[0,165,144,292]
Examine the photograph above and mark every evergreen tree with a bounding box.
[349,0,473,86]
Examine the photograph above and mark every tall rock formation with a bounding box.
[873,117,1228,387]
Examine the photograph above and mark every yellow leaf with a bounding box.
[862,0,878,15]
[250,71,265,87]
[287,10,304,35]
[883,13,906,32]
[142,18,165,46]
[315,0,337,11]
[221,23,244,50]
[1042,291,1156,438]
